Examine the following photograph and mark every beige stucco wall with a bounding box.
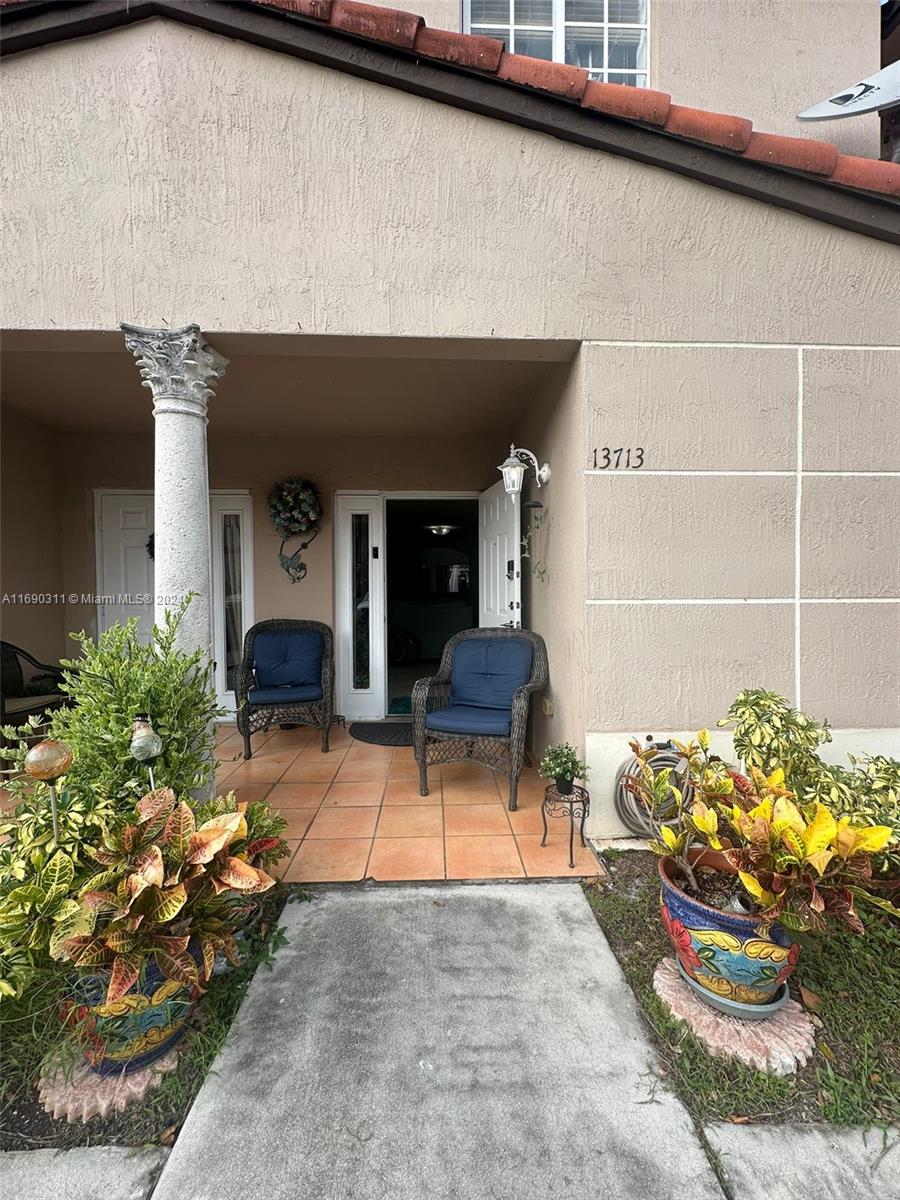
[652,0,881,158]
[0,407,65,662]
[516,359,586,759]
[1,19,897,342]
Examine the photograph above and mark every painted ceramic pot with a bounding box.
[67,940,201,1076]
[659,852,799,1007]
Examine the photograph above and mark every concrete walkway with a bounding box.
[151,882,722,1200]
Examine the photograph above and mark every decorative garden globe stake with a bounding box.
[23,739,73,843]
[130,713,163,789]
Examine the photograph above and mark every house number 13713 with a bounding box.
[592,447,644,469]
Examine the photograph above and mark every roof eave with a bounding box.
[2,0,899,246]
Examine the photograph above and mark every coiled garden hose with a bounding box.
[613,736,694,837]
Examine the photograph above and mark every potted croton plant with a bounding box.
[625,731,896,1018]
[539,743,589,796]
[57,787,277,1075]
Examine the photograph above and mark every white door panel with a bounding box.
[98,492,155,640]
[335,494,386,720]
[478,480,520,628]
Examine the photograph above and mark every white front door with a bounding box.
[96,491,155,641]
[96,491,254,713]
[478,479,521,628]
[334,493,386,720]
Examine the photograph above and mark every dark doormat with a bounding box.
[349,721,414,747]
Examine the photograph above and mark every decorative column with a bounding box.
[121,323,228,656]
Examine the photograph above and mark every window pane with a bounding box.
[565,26,604,73]
[222,514,243,692]
[351,514,370,690]
[608,26,646,69]
[471,25,509,40]
[565,0,604,21]
[608,0,646,22]
[515,29,553,57]
[470,0,510,24]
[607,71,646,87]
[514,0,552,23]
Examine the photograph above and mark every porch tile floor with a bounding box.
[214,724,604,883]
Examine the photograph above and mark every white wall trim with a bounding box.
[582,340,900,351]
[795,347,804,705]
[585,597,900,606]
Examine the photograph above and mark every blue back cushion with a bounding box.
[254,629,324,689]
[450,638,533,711]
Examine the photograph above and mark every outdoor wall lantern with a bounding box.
[498,445,551,499]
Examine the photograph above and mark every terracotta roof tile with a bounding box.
[827,154,900,198]
[496,52,588,101]
[744,131,839,176]
[5,0,899,203]
[329,0,422,49]
[663,104,752,152]
[415,26,503,72]
[581,80,671,126]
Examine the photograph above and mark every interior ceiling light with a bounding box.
[424,525,459,536]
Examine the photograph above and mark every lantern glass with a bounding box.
[499,454,526,497]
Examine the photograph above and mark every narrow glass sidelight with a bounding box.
[222,513,243,692]
[351,513,370,690]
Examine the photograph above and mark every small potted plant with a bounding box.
[624,731,896,1018]
[539,743,589,796]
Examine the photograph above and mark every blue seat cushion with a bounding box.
[425,705,512,736]
[253,629,324,689]
[248,684,323,705]
[450,638,533,710]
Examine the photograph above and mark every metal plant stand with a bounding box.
[541,784,590,869]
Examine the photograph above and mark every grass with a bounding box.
[0,886,300,1150]
[584,851,900,1129]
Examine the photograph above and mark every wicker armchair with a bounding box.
[235,620,334,758]
[412,628,548,811]
[1,641,66,734]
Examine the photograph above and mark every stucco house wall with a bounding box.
[1,16,897,835]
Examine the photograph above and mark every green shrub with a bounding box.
[538,742,589,782]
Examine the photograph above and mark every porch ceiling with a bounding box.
[0,333,572,437]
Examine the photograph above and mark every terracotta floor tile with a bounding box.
[271,840,301,880]
[368,837,445,881]
[442,778,503,805]
[281,759,340,783]
[444,835,524,880]
[506,801,548,837]
[306,807,380,839]
[387,761,421,780]
[215,761,241,788]
[226,784,274,805]
[439,762,495,780]
[382,779,440,806]
[344,745,393,761]
[227,759,292,785]
[277,809,319,839]
[334,760,391,783]
[443,804,512,837]
[285,838,372,883]
[321,781,385,808]
[296,743,348,762]
[262,730,316,749]
[267,782,329,809]
[215,723,238,744]
[376,805,443,838]
[390,746,417,763]
[515,834,600,878]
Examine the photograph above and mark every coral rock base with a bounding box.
[38,1050,180,1124]
[652,957,815,1076]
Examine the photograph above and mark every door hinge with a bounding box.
[372,546,379,559]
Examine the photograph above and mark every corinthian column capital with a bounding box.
[121,322,228,419]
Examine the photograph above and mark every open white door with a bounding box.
[478,479,521,628]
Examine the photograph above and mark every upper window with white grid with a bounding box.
[464,0,649,88]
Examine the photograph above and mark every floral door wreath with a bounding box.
[268,478,322,583]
